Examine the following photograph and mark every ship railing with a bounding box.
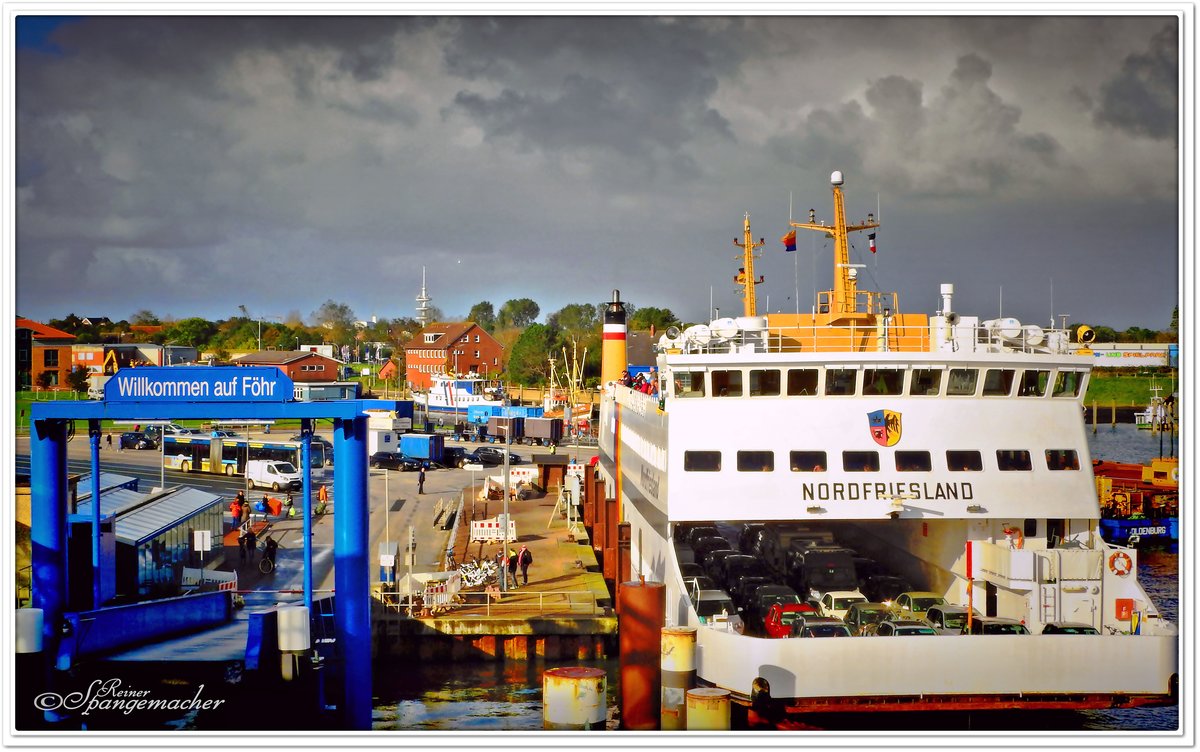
[372,587,604,618]
[975,541,1104,585]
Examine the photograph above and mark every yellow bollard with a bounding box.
[660,626,696,730]
[685,687,731,730]
[543,667,606,730]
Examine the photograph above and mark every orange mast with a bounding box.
[733,212,765,317]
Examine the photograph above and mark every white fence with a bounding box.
[470,515,518,543]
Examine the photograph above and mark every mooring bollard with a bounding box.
[686,687,731,730]
[619,579,665,729]
[277,605,310,682]
[660,626,696,730]
[543,667,606,730]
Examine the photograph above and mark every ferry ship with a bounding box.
[596,171,1177,715]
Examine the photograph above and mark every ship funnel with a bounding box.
[940,283,954,317]
[601,290,628,385]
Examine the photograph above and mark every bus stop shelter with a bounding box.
[27,366,401,730]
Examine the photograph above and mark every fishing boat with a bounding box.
[1095,456,1179,547]
[596,171,1177,718]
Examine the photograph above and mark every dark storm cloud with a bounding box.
[445,17,738,160]
[1094,21,1178,140]
[768,53,1061,198]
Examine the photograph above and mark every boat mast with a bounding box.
[733,213,765,317]
[790,171,879,318]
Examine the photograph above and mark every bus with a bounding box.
[162,435,328,476]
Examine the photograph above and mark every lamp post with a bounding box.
[295,336,300,351]
[500,399,510,593]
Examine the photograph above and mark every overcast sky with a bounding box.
[12,13,1182,332]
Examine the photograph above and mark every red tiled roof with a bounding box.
[16,317,75,340]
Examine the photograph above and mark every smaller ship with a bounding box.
[1134,384,1172,430]
[1095,456,1179,547]
[412,372,506,416]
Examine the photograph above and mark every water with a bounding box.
[371,424,1180,733]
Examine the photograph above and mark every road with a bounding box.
[14,433,596,598]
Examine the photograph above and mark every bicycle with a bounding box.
[257,537,280,574]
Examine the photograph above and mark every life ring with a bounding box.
[1108,551,1133,576]
[1002,525,1024,550]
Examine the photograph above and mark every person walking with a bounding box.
[518,544,533,586]
[507,547,519,589]
[245,528,257,565]
[105,433,112,450]
[418,465,426,495]
[237,531,247,566]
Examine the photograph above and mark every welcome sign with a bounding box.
[103,366,294,403]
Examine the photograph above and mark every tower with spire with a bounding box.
[415,266,433,326]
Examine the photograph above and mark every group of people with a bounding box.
[618,368,660,397]
[230,490,277,571]
[497,544,534,588]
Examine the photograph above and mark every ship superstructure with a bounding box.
[596,171,1177,714]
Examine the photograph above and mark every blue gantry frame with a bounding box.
[27,367,407,730]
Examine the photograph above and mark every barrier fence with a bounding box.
[373,587,603,618]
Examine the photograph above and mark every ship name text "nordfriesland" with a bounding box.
[800,481,973,502]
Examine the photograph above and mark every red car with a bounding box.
[763,602,819,638]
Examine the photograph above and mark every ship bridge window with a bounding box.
[947,450,983,471]
[825,368,858,396]
[749,369,781,396]
[1052,370,1084,397]
[711,370,743,397]
[789,451,827,472]
[786,368,819,396]
[996,450,1032,471]
[737,451,775,472]
[947,368,978,396]
[910,368,943,396]
[1018,370,1050,397]
[684,451,721,472]
[842,450,880,472]
[895,451,932,472]
[674,371,706,398]
[1045,449,1080,471]
[864,368,904,395]
[982,369,1016,396]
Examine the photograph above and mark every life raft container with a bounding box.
[1108,551,1133,576]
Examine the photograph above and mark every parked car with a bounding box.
[683,575,717,602]
[690,536,734,566]
[473,446,521,465]
[795,617,854,638]
[763,602,819,638]
[717,554,766,591]
[685,525,723,549]
[924,604,977,635]
[818,590,868,621]
[369,451,421,471]
[145,423,193,438]
[678,562,705,579]
[961,617,1031,635]
[1040,622,1100,635]
[119,431,157,450]
[730,575,773,610]
[748,585,804,631]
[702,549,741,582]
[443,446,483,468]
[866,619,939,637]
[694,590,744,634]
[860,574,915,605]
[843,601,892,636]
[889,591,948,621]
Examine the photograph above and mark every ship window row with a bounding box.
[673,366,1085,399]
[682,448,1080,473]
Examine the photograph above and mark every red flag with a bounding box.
[868,232,877,254]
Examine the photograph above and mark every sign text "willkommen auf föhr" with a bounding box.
[104,367,294,403]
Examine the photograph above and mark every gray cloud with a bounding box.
[1094,21,1178,139]
[11,15,1180,332]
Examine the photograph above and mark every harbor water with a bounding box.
[371,423,1179,732]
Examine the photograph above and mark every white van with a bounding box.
[245,459,303,491]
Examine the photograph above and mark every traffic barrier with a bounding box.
[469,516,517,543]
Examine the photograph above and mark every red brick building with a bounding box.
[234,351,343,382]
[404,322,504,390]
[16,317,75,389]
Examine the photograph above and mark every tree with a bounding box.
[163,317,218,348]
[35,370,53,389]
[66,366,90,394]
[547,303,600,338]
[468,301,497,332]
[311,300,357,345]
[507,323,557,384]
[497,298,540,329]
[629,306,678,331]
[1170,306,1178,337]
[130,309,160,325]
